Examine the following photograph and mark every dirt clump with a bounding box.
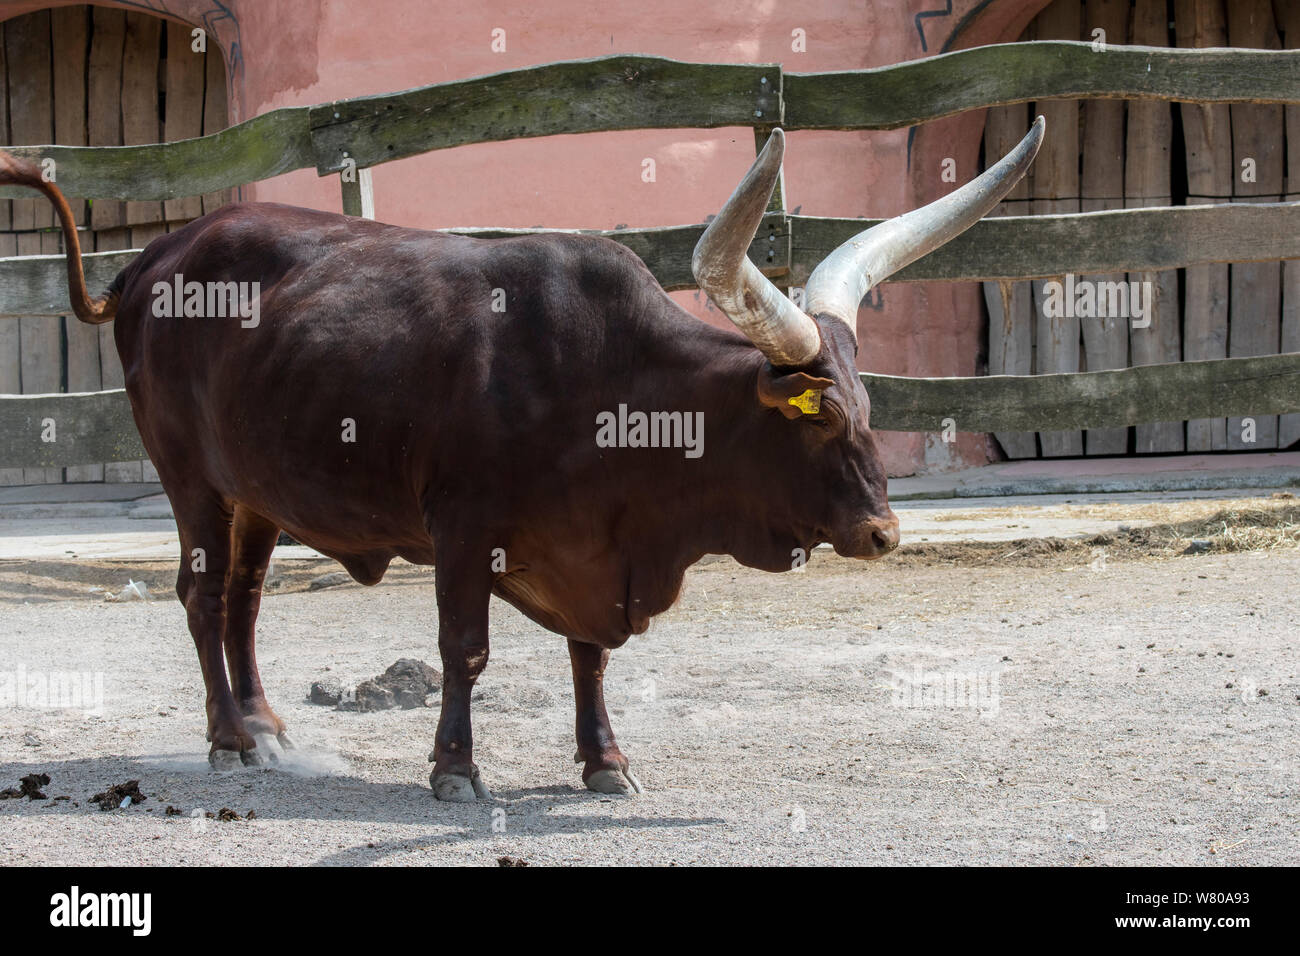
[0,772,50,800]
[90,780,146,810]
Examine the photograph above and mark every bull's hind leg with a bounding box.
[173,495,257,768]
[568,639,642,795]
[223,506,291,759]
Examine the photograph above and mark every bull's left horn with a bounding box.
[804,115,1046,333]
[692,128,821,368]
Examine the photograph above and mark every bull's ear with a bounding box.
[756,367,837,420]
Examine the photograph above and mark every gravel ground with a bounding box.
[1,501,1297,866]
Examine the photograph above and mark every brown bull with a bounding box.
[1,119,1041,799]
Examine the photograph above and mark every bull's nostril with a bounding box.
[871,531,888,551]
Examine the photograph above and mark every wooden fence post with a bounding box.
[340,166,375,219]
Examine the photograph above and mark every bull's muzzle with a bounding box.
[834,513,900,560]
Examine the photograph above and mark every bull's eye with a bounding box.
[817,399,846,433]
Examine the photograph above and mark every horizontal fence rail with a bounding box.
[3,43,1298,199]
[2,42,1298,470]
[5,353,1299,468]
[863,354,1300,433]
[3,202,1298,315]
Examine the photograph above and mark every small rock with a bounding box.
[308,572,351,591]
[1182,539,1212,555]
[308,679,344,706]
[497,855,529,867]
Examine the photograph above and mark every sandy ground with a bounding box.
[1,495,1297,866]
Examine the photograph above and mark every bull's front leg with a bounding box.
[429,552,493,802]
[568,638,643,795]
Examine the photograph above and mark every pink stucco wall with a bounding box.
[7,0,1056,475]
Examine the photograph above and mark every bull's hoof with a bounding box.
[430,767,491,802]
[276,732,295,750]
[585,767,644,795]
[209,748,245,771]
[252,733,284,764]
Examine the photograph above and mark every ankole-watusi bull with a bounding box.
[1,118,1042,799]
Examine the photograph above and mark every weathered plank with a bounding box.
[91,227,139,482]
[51,6,89,229]
[0,20,9,232]
[4,44,1298,202]
[0,250,137,317]
[445,216,789,293]
[5,203,1300,318]
[1127,0,1184,453]
[87,6,127,230]
[163,20,207,223]
[122,12,163,227]
[784,41,1300,131]
[6,354,1299,468]
[1078,0,1130,455]
[0,107,312,202]
[340,168,375,219]
[6,10,55,231]
[0,390,146,469]
[1177,0,1233,451]
[200,43,233,215]
[19,232,63,483]
[1029,0,1083,458]
[309,55,779,174]
[1280,0,1300,447]
[0,233,21,484]
[53,6,99,481]
[1228,0,1285,450]
[982,102,1036,458]
[791,204,1300,282]
[862,353,1300,433]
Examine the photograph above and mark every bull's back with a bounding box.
[106,203,668,560]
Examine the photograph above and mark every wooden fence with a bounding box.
[1,6,232,485]
[2,42,1300,470]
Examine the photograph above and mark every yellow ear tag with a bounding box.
[788,389,822,415]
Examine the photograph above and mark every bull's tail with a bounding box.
[0,150,117,324]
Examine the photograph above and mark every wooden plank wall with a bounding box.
[0,5,230,485]
[1177,0,1232,451]
[1280,0,1300,448]
[982,0,1293,459]
[1226,0,1284,451]
[1127,0,1183,454]
[982,101,1037,459]
[1078,0,1129,455]
[1029,0,1084,457]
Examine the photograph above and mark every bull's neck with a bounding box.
[618,313,811,571]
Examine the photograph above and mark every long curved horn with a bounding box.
[804,115,1046,332]
[692,128,821,367]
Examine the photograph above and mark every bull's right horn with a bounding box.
[692,129,822,368]
[804,116,1046,334]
